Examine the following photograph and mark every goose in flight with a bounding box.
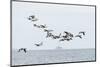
[18,48,27,53]
[33,24,37,27]
[62,35,68,38]
[46,32,53,38]
[62,31,71,38]
[33,24,41,28]
[52,33,61,39]
[75,35,82,39]
[66,38,72,41]
[40,24,47,28]
[59,38,72,41]
[59,39,65,41]
[44,29,54,32]
[34,42,43,46]
[28,15,38,22]
[64,31,73,37]
[64,31,69,35]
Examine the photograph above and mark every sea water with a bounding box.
[12,49,95,65]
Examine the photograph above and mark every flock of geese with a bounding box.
[28,15,85,41]
[17,15,86,53]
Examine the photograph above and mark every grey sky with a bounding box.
[12,1,95,50]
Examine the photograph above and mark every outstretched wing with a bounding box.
[79,31,85,35]
[75,35,82,39]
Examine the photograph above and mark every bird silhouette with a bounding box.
[59,39,65,41]
[37,25,41,28]
[30,15,35,18]
[46,32,53,38]
[75,35,82,39]
[64,31,73,37]
[33,24,41,28]
[69,33,74,37]
[33,24,37,27]
[34,42,43,46]
[66,38,72,41]
[40,24,47,28]
[79,31,85,35]
[62,35,68,38]
[59,37,72,41]
[64,31,69,35]
[62,31,70,38]
[18,48,27,53]
[52,33,61,39]
[28,15,35,20]
[44,29,54,32]
[28,15,38,22]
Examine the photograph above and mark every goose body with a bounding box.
[28,15,38,22]
[18,48,27,53]
[35,42,43,46]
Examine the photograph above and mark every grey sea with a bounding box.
[12,49,95,66]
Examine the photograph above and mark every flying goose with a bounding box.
[28,15,38,22]
[59,38,72,41]
[46,32,53,38]
[52,33,61,39]
[75,35,82,39]
[44,29,54,32]
[40,24,47,28]
[18,48,27,53]
[35,42,43,46]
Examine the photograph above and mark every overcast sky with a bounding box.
[12,1,95,50]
